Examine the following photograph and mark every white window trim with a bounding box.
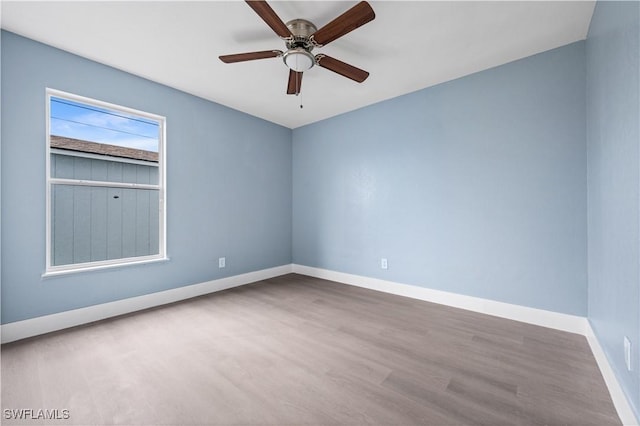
[50,178,160,191]
[45,88,167,276]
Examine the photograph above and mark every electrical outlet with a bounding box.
[218,257,226,268]
[381,258,388,270]
[624,336,632,371]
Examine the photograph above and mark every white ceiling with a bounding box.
[1,1,595,129]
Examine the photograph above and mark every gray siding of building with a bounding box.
[51,153,159,266]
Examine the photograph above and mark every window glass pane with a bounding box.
[51,184,160,266]
[50,96,159,152]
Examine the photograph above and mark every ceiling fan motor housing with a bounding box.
[285,19,317,48]
[282,19,317,72]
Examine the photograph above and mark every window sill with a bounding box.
[42,256,170,278]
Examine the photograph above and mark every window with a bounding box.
[46,89,166,275]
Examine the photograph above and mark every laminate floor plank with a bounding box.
[1,274,621,425]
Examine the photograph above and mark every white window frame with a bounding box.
[45,88,167,276]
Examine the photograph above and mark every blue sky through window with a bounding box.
[50,97,159,152]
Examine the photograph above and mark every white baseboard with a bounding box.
[0,264,292,344]
[292,264,637,425]
[292,264,586,334]
[586,323,639,426]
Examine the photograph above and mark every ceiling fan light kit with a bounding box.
[220,0,375,97]
[283,48,315,72]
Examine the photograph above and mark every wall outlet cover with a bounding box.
[218,257,226,268]
[623,336,631,371]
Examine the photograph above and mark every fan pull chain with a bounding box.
[297,71,303,109]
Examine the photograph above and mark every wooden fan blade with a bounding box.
[311,1,375,46]
[287,70,303,95]
[219,50,282,63]
[245,1,292,39]
[316,55,369,83]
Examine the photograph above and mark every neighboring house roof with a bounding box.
[50,135,158,162]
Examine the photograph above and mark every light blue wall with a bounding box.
[1,31,292,324]
[586,1,640,420]
[293,42,587,316]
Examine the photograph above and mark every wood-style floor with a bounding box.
[2,274,620,425]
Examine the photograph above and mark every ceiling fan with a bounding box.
[219,1,375,96]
